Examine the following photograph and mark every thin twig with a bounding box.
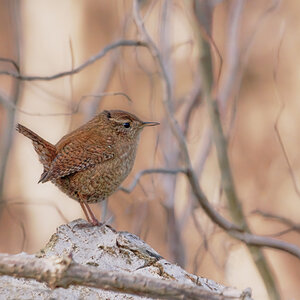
[252,210,300,234]
[0,40,146,81]
[3,204,26,251]
[191,211,209,273]
[0,91,133,117]
[133,1,192,169]
[85,9,133,121]
[272,22,300,197]
[68,38,75,106]
[0,91,77,117]
[81,92,133,104]
[119,168,186,194]
[2,200,69,224]
[0,57,19,72]
[85,51,119,120]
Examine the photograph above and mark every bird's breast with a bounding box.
[53,141,138,203]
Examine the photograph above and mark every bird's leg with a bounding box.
[79,201,92,224]
[83,201,102,226]
[79,195,101,226]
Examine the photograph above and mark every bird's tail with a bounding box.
[16,124,57,179]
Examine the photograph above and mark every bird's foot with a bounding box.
[74,219,103,229]
[90,218,103,227]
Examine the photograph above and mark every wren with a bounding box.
[16,110,159,225]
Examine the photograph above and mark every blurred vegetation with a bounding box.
[0,1,300,299]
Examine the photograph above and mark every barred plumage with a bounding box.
[17,110,159,225]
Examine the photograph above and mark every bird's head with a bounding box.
[100,110,159,140]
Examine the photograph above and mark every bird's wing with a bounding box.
[39,133,114,183]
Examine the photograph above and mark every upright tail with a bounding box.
[16,124,57,179]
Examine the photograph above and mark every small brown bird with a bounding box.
[16,110,159,225]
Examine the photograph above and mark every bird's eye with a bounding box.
[123,122,131,128]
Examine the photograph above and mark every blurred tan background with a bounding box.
[0,1,300,299]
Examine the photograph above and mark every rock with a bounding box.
[0,219,252,299]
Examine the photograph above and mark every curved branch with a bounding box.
[133,1,192,169]
[0,58,20,72]
[119,168,186,193]
[133,0,300,288]
[193,2,280,299]
[0,40,146,81]
[231,231,300,258]
[253,210,300,235]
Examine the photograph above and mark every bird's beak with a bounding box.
[141,121,160,127]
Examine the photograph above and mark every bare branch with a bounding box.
[3,204,27,251]
[218,0,246,111]
[133,0,240,232]
[0,253,245,300]
[3,200,70,224]
[241,0,280,58]
[81,92,133,104]
[0,40,146,81]
[84,51,119,120]
[0,90,133,117]
[119,168,186,194]
[182,76,202,137]
[193,1,281,298]
[272,22,300,198]
[0,89,76,117]
[133,1,192,169]
[132,1,300,268]
[0,1,22,216]
[230,231,300,259]
[0,57,19,72]
[252,210,300,235]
